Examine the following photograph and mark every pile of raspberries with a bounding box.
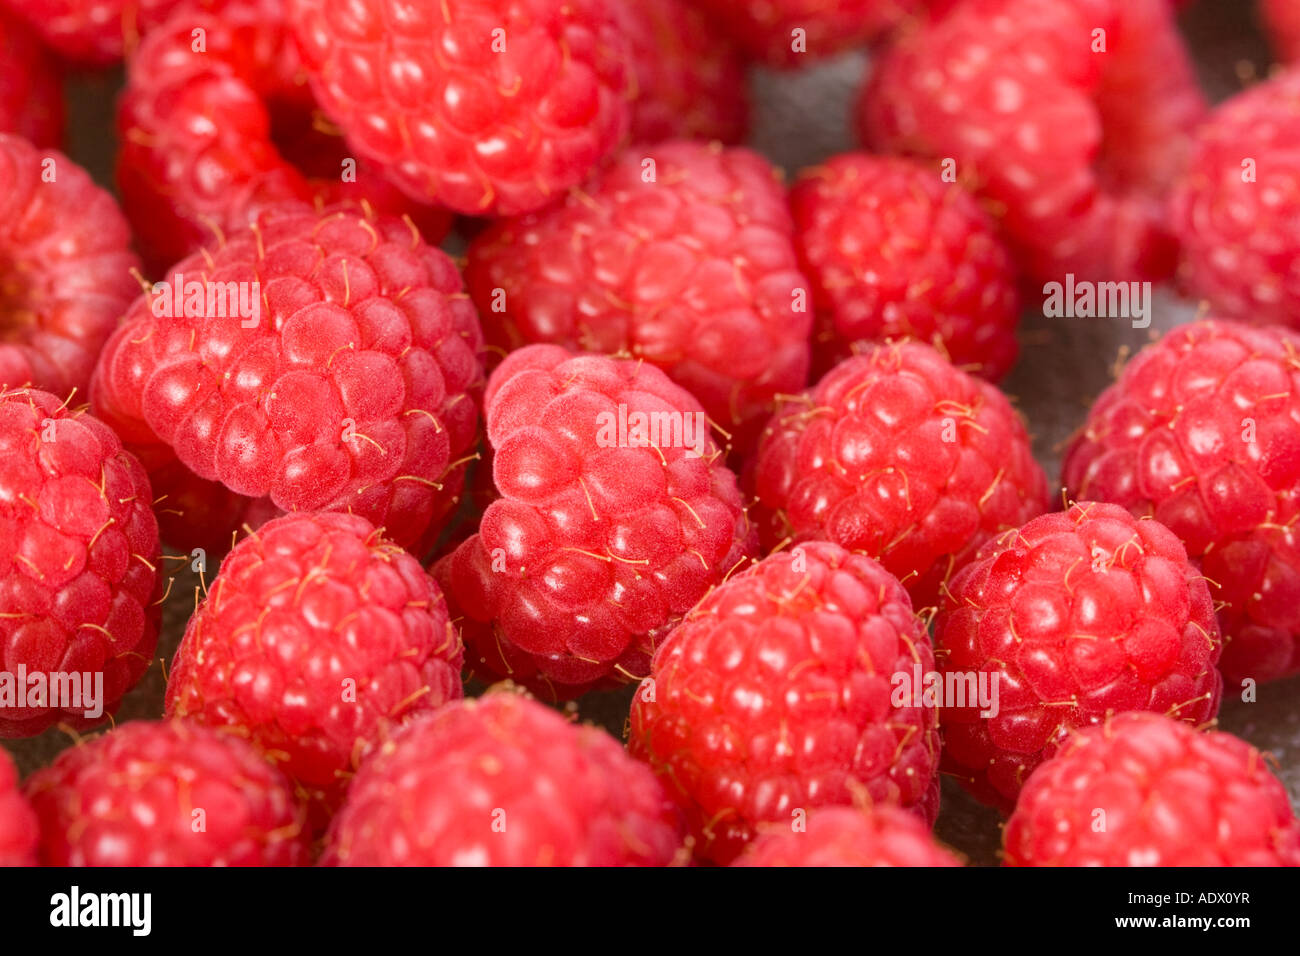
[1,0,1299,869]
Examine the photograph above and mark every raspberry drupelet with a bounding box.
[0,0,182,66]
[0,748,37,866]
[1261,0,1300,63]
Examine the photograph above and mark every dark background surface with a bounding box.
[4,0,1299,866]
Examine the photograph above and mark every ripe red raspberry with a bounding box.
[629,541,941,865]
[614,0,749,145]
[287,0,632,217]
[436,344,756,699]
[165,512,464,817]
[324,692,685,866]
[750,341,1049,610]
[935,502,1223,811]
[91,203,485,554]
[1262,0,1300,63]
[1169,68,1300,329]
[0,387,161,738]
[119,0,450,275]
[25,720,309,865]
[0,748,37,866]
[790,152,1020,382]
[694,0,920,69]
[733,805,961,867]
[859,0,1206,285]
[0,135,140,399]
[464,141,812,451]
[1004,712,1300,866]
[0,9,64,149]
[1062,320,1300,685]
[0,0,181,65]
[129,438,279,555]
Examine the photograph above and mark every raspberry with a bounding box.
[0,0,181,65]
[435,344,756,698]
[90,203,485,554]
[628,541,942,865]
[790,152,1021,382]
[119,0,450,275]
[287,0,633,217]
[25,720,309,865]
[935,502,1223,811]
[324,692,685,866]
[1003,712,1300,866]
[0,387,161,738]
[132,440,280,554]
[1169,68,1300,329]
[694,0,920,69]
[0,135,140,400]
[1062,319,1300,685]
[0,8,64,149]
[0,748,37,866]
[1262,0,1300,63]
[464,141,812,451]
[733,805,961,867]
[858,0,1206,285]
[750,340,1049,610]
[165,511,464,818]
[614,0,749,145]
